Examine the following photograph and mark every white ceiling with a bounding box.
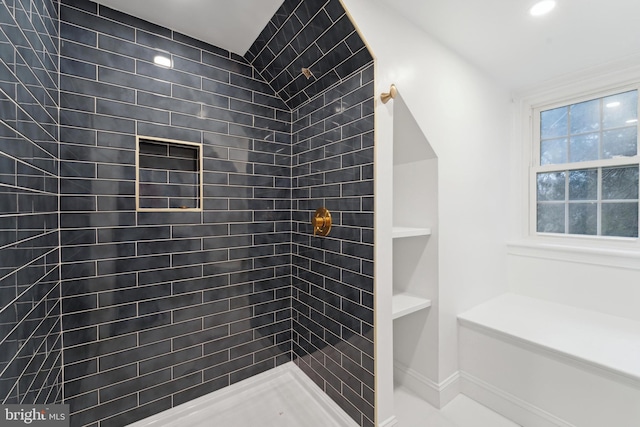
[377,0,640,91]
[92,0,640,92]
[92,0,284,56]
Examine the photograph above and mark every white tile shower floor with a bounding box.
[129,362,358,427]
[130,362,519,427]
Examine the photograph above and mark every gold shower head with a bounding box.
[301,68,314,79]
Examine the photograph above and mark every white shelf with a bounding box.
[392,293,432,320]
[392,226,432,239]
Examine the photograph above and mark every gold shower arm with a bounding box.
[380,84,397,104]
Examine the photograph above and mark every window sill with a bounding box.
[507,238,640,270]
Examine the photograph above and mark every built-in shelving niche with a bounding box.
[392,94,439,387]
[392,227,433,320]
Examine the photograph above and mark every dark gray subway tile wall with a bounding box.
[291,64,375,427]
[59,0,292,425]
[247,0,370,110]
[247,1,376,425]
[1,0,375,425]
[0,0,62,406]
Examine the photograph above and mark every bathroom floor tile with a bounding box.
[394,386,521,427]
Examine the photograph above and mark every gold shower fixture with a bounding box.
[380,84,397,104]
[301,67,314,79]
[312,207,332,237]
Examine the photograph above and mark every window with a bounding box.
[136,137,203,211]
[532,89,639,238]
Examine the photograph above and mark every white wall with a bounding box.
[341,0,513,423]
[508,247,640,322]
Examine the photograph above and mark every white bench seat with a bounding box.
[458,293,640,427]
[458,293,640,382]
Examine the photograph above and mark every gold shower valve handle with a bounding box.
[312,207,331,237]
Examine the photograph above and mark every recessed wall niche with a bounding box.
[136,137,203,211]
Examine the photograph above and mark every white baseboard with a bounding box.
[393,362,460,409]
[460,371,575,427]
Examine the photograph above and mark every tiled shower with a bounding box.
[0,0,374,426]
[0,0,63,409]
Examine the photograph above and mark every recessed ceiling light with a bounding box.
[626,119,638,124]
[606,101,621,108]
[529,0,556,16]
[153,54,172,68]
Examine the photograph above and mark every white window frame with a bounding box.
[530,84,640,241]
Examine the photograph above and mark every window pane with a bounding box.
[537,204,565,233]
[568,203,597,235]
[602,202,639,237]
[541,138,567,165]
[603,90,638,129]
[537,91,639,238]
[602,166,639,200]
[602,127,637,159]
[569,133,599,163]
[569,169,597,200]
[537,172,566,201]
[541,106,568,139]
[570,99,600,134]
